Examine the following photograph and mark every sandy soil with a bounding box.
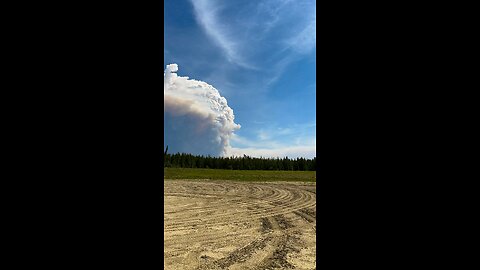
[164,179,316,270]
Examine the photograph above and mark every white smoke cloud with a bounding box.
[164,64,241,156]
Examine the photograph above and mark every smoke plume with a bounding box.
[164,64,240,156]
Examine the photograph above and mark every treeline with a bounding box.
[164,152,316,171]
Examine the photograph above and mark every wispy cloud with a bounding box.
[189,0,315,75]
[286,16,316,54]
[189,0,252,68]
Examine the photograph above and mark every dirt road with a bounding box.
[164,180,316,270]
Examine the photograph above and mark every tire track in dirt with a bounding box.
[195,214,297,270]
[293,209,316,224]
[164,183,315,231]
[164,180,316,270]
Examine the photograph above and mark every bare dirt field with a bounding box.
[164,179,316,270]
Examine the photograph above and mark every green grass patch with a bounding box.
[164,168,316,182]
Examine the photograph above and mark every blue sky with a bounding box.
[164,0,316,158]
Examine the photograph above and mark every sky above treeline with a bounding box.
[164,0,316,159]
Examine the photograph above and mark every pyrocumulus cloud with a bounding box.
[164,64,240,156]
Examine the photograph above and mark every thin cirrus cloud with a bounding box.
[189,0,315,73]
[189,0,250,68]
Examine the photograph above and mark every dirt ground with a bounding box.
[164,179,316,270]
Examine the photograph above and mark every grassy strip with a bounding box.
[164,168,316,182]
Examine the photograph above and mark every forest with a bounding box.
[164,148,316,171]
